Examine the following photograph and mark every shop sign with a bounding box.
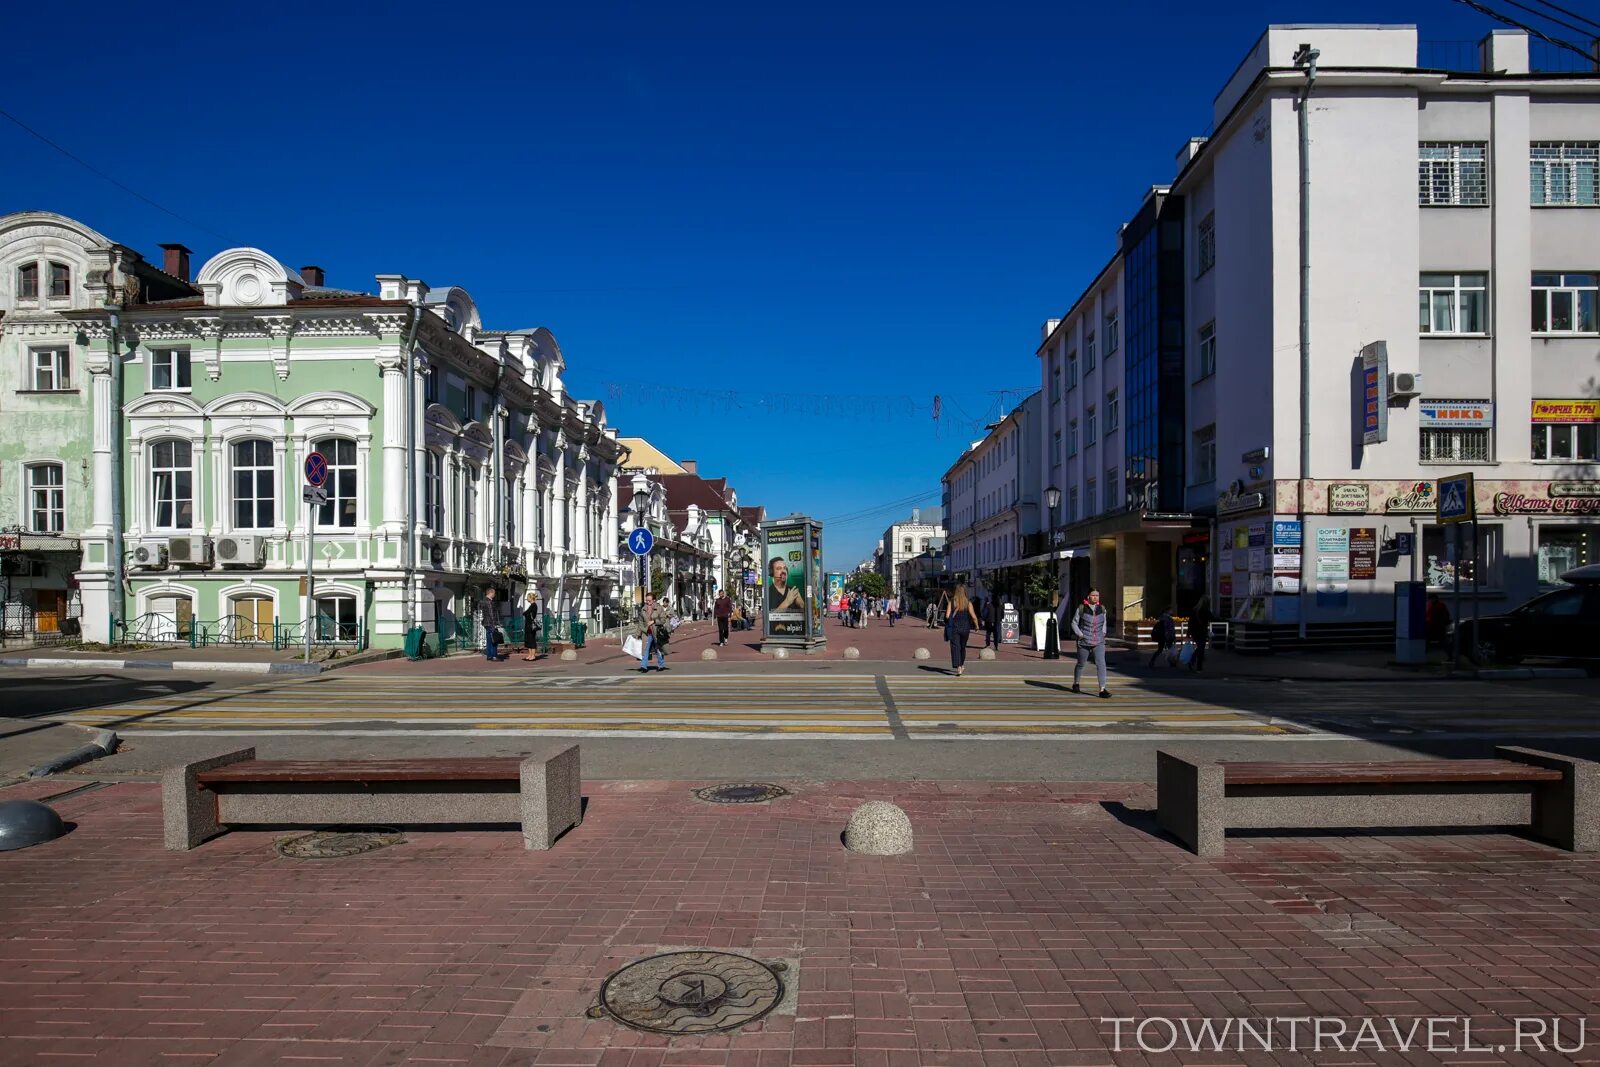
[1272,520,1302,548]
[1328,483,1370,513]
[1361,341,1389,445]
[0,535,18,551]
[1551,482,1600,498]
[1317,556,1350,580]
[1419,400,1493,428]
[1349,528,1377,580]
[1247,522,1267,547]
[1272,551,1301,575]
[1217,489,1266,516]
[1315,527,1349,552]
[1532,399,1600,424]
[1494,492,1600,515]
[1242,446,1270,464]
[1384,481,1437,513]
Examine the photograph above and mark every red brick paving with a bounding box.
[1,778,1598,1065]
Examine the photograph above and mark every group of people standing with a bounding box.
[837,595,900,627]
[477,587,546,663]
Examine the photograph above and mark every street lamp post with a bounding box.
[629,490,648,607]
[1044,485,1062,660]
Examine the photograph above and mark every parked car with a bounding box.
[1454,566,1600,664]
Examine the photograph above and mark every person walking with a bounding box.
[1189,596,1214,673]
[521,588,542,662]
[1149,608,1176,669]
[633,593,667,672]
[887,595,898,627]
[479,587,503,662]
[714,589,733,646]
[1065,589,1110,698]
[945,582,980,676]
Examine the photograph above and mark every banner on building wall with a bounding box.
[1532,399,1600,424]
[1420,400,1493,428]
[1328,484,1370,513]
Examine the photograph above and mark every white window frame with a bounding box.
[1531,422,1600,464]
[1086,478,1098,516]
[1420,427,1494,463]
[1530,142,1599,207]
[1196,212,1215,277]
[313,593,360,641]
[1085,407,1097,444]
[313,437,359,530]
[150,348,193,392]
[1419,142,1488,206]
[1086,332,1096,371]
[16,262,39,301]
[230,438,276,531]
[1419,273,1488,335]
[1050,355,1061,404]
[1067,352,1077,389]
[149,439,195,532]
[1068,487,1079,523]
[1068,419,1079,457]
[25,461,65,534]
[463,463,480,541]
[1105,390,1119,434]
[47,261,71,299]
[1104,309,1119,355]
[1197,321,1217,380]
[1194,425,1217,485]
[1106,467,1119,511]
[1531,272,1599,334]
[1423,523,1505,593]
[29,347,69,391]
[1052,429,1062,467]
[425,451,446,532]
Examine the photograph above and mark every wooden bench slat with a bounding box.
[198,758,525,784]
[1220,759,1562,787]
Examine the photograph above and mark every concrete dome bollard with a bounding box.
[701,647,718,660]
[771,647,790,659]
[843,647,860,660]
[844,801,912,855]
[913,647,930,660]
[979,648,997,661]
[0,800,67,852]
[560,649,579,661]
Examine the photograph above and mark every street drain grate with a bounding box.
[275,827,403,859]
[594,951,784,1034]
[691,783,791,804]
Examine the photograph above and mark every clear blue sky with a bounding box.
[1,0,1550,570]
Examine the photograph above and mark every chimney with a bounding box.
[912,508,921,524]
[301,265,325,287]
[682,459,698,475]
[1480,29,1529,74]
[159,243,192,282]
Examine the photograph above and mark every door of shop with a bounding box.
[33,590,65,633]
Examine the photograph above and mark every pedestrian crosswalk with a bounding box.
[37,673,1600,741]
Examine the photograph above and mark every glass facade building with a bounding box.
[1119,190,1187,513]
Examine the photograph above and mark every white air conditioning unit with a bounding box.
[1388,371,1423,398]
[216,534,264,567]
[166,536,211,567]
[131,541,168,569]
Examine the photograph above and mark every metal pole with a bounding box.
[1451,523,1462,670]
[304,500,315,663]
[1470,520,1480,660]
[1294,44,1319,642]
[106,307,126,644]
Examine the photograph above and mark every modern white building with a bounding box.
[1171,25,1600,646]
[875,507,946,597]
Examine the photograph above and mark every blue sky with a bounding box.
[1,0,1553,570]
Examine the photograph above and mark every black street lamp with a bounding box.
[1042,485,1062,660]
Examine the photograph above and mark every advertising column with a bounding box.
[760,516,827,653]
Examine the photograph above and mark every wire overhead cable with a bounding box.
[1449,0,1598,60]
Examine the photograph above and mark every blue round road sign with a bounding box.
[627,527,654,556]
[304,451,329,488]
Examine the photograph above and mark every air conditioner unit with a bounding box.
[131,541,168,569]
[166,536,211,567]
[216,534,264,567]
[1388,371,1423,398]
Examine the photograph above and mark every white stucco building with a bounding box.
[875,508,946,597]
[1171,25,1600,646]
[942,392,1044,605]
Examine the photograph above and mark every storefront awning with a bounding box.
[0,533,80,552]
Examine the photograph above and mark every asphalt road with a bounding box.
[7,665,1600,781]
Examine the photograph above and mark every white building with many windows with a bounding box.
[875,508,946,598]
[1170,25,1600,643]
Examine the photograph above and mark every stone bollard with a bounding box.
[844,647,860,660]
[560,649,579,661]
[701,647,718,660]
[771,647,790,659]
[844,801,912,855]
[913,647,930,660]
[979,648,996,661]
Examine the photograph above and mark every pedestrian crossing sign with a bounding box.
[1437,473,1475,524]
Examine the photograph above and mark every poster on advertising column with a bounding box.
[762,523,809,637]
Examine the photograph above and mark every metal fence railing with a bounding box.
[117,612,366,651]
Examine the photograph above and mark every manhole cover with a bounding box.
[275,828,403,859]
[691,783,790,804]
[596,951,784,1034]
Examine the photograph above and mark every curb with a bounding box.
[1455,667,1590,680]
[0,657,323,675]
[27,728,119,779]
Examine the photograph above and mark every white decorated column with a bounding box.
[379,357,406,536]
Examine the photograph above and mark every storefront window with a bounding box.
[1423,524,1504,591]
[1538,526,1598,584]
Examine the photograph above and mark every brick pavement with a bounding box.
[2,776,1598,1065]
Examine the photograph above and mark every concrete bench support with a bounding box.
[1155,747,1597,857]
[162,744,581,852]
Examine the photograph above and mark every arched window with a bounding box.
[463,464,479,540]
[48,262,71,299]
[232,439,275,529]
[313,437,357,529]
[424,451,445,532]
[26,462,64,533]
[16,262,38,300]
[150,440,194,530]
[231,596,274,642]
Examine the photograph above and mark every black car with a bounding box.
[1456,566,1600,664]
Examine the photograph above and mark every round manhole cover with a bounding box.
[275,828,403,859]
[691,783,790,804]
[597,951,784,1034]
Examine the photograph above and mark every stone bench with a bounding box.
[162,745,581,851]
[1155,747,1597,857]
